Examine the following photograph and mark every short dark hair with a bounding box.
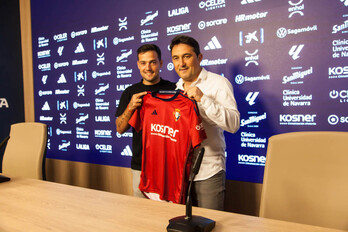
[169,35,201,57]
[137,44,162,61]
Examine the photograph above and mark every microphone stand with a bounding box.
[167,148,216,232]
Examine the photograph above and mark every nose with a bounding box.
[179,58,186,67]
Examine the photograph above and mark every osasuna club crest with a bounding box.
[173,109,181,121]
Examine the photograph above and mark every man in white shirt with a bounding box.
[170,35,240,210]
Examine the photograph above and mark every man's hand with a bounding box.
[184,86,203,102]
[128,91,147,111]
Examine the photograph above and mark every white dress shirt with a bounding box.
[176,68,240,181]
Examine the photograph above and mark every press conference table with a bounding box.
[0,178,346,232]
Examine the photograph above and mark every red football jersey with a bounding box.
[129,90,206,204]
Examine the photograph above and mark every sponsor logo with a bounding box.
[245,49,259,66]
[58,140,70,151]
[72,59,88,66]
[93,38,107,50]
[57,100,69,110]
[240,132,266,149]
[76,127,89,139]
[113,36,135,46]
[76,144,90,151]
[288,0,304,18]
[77,85,85,97]
[116,132,133,138]
[245,92,259,105]
[76,113,89,125]
[54,61,69,69]
[121,145,132,156]
[42,101,50,111]
[37,49,51,58]
[71,29,87,38]
[141,11,158,26]
[235,11,268,22]
[332,39,348,58]
[55,89,70,95]
[38,63,51,71]
[95,83,109,95]
[116,49,132,63]
[282,67,313,84]
[0,98,9,108]
[277,25,318,38]
[328,66,348,79]
[116,66,132,78]
[60,113,67,124]
[141,29,158,43]
[200,58,228,66]
[118,17,128,31]
[283,89,312,107]
[73,102,90,109]
[204,36,222,50]
[74,71,87,82]
[39,116,53,121]
[53,33,67,42]
[168,6,189,17]
[38,90,53,96]
[97,53,105,66]
[75,42,85,53]
[199,0,226,11]
[151,123,179,142]
[238,154,266,166]
[38,37,49,47]
[329,89,348,103]
[279,114,316,126]
[57,73,67,84]
[328,114,348,125]
[332,19,348,34]
[96,144,112,153]
[91,25,109,33]
[167,63,174,71]
[241,0,261,4]
[198,18,227,30]
[116,84,132,92]
[95,130,112,138]
[340,0,348,6]
[56,128,72,135]
[95,98,110,110]
[289,44,304,60]
[241,113,266,127]
[57,46,64,56]
[95,115,110,122]
[239,29,264,46]
[235,74,270,84]
[167,23,191,36]
[92,71,111,79]
[42,75,48,84]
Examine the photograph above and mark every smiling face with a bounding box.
[171,43,203,84]
[137,50,163,85]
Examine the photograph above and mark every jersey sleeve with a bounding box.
[128,106,143,133]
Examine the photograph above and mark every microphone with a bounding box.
[167,147,216,232]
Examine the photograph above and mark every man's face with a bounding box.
[137,50,162,85]
[171,43,202,83]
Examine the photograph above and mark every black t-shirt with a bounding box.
[115,78,176,170]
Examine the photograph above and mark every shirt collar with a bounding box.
[177,68,207,89]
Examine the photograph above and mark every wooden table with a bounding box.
[0,178,346,232]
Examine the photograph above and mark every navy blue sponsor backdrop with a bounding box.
[31,0,348,183]
[0,0,25,172]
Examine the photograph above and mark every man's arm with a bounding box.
[115,91,147,134]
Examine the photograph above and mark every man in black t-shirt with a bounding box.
[115,44,176,198]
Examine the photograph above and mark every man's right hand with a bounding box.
[128,91,147,111]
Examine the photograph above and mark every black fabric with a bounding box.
[115,78,176,170]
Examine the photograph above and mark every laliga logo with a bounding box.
[341,0,348,6]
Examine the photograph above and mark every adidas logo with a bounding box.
[75,42,85,53]
[204,36,222,50]
[121,145,132,156]
[57,73,67,83]
[152,109,158,115]
[42,101,50,111]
